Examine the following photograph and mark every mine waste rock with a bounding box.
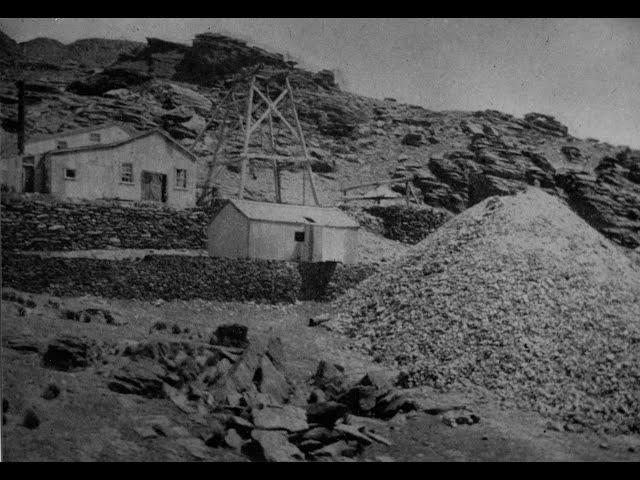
[332,188,640,435]
[72,323,449,461]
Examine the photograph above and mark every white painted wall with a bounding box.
[207,205,249,259]
[48,133,196,208]
[208,204,359,263]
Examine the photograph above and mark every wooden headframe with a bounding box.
[192,67,320,207]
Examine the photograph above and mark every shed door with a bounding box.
[141,171,167,202]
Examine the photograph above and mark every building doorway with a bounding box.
[141,171,167,203]
[22,164,35,193]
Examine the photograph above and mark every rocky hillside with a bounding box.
[1,29,639,249]
[18,37,143,69]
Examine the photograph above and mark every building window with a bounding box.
[90,133,101,143]
[121,163,133,183]
[295,231,305,242]
[57,140,68,150]
[176,169,187,188]
[64,168,76,180]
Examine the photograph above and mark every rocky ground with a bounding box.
[3,289,640,461]
[329,189,640,437]
[2,28,640,462]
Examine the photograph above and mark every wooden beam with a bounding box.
[405,180,410,207]
[252,85,300,143]
[342,195,404,202]
[248,86,288,136]
[286,77,319,206]
[340,176,415,193]
[238,76,256,199]
[267,84,282,203]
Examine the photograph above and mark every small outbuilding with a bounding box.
[208,199,360,263]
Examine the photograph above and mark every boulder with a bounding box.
[107,358,167,398]
[250,430,305,462]
[306,401,348,427]
[42,335,95,371]
[523,112,568,136]
[402,133,423,146]
[252,405,309,432]
[212,324,249,348]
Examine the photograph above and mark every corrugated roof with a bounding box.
[228,199,360,228]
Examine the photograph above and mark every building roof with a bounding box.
[227,198,360,228]
[43,129,198,162]
[1,123,134,158]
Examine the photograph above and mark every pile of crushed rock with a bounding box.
[330,189,640,434]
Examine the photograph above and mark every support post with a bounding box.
[16,80,25,155]
[285,77,319,206]
[238,76,256,199]
[266,84,282,203]
[405,181,410,207]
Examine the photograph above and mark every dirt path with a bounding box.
[2,289,639,461]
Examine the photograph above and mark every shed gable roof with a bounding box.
[227,199,359,228]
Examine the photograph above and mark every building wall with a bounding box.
[0,156,22,191]
[23,126,130,155]
[207,205,249,259]
[312,226,359,263]
[248,220,311,262]
[48,133,196,208]
[1,126,131,193]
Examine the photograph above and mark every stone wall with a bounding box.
[1,253,377,304]
[0,195,218,251]
[363,205,453,245]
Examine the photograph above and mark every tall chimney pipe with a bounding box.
[17,80,25,155]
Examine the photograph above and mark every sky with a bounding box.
[1,18,639,148]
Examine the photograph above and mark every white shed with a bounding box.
[207,199,360,263]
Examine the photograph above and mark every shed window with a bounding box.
[295,231,305,242]
[64,168,76,180]
[90,133,101,143]
[57,140,68,150]
[121,163,133,183]
[176,169,187,188]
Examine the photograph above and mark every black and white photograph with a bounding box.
[0,17,639,462]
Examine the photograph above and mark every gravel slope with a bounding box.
[331,188,640,434]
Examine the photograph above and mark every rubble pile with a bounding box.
[1,253,377,303]
[20,324,449,461]
[331,189,640,434]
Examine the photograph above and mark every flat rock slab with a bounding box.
[252,405,308,432]
[251,430,305,462]
[176,437,212,460]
